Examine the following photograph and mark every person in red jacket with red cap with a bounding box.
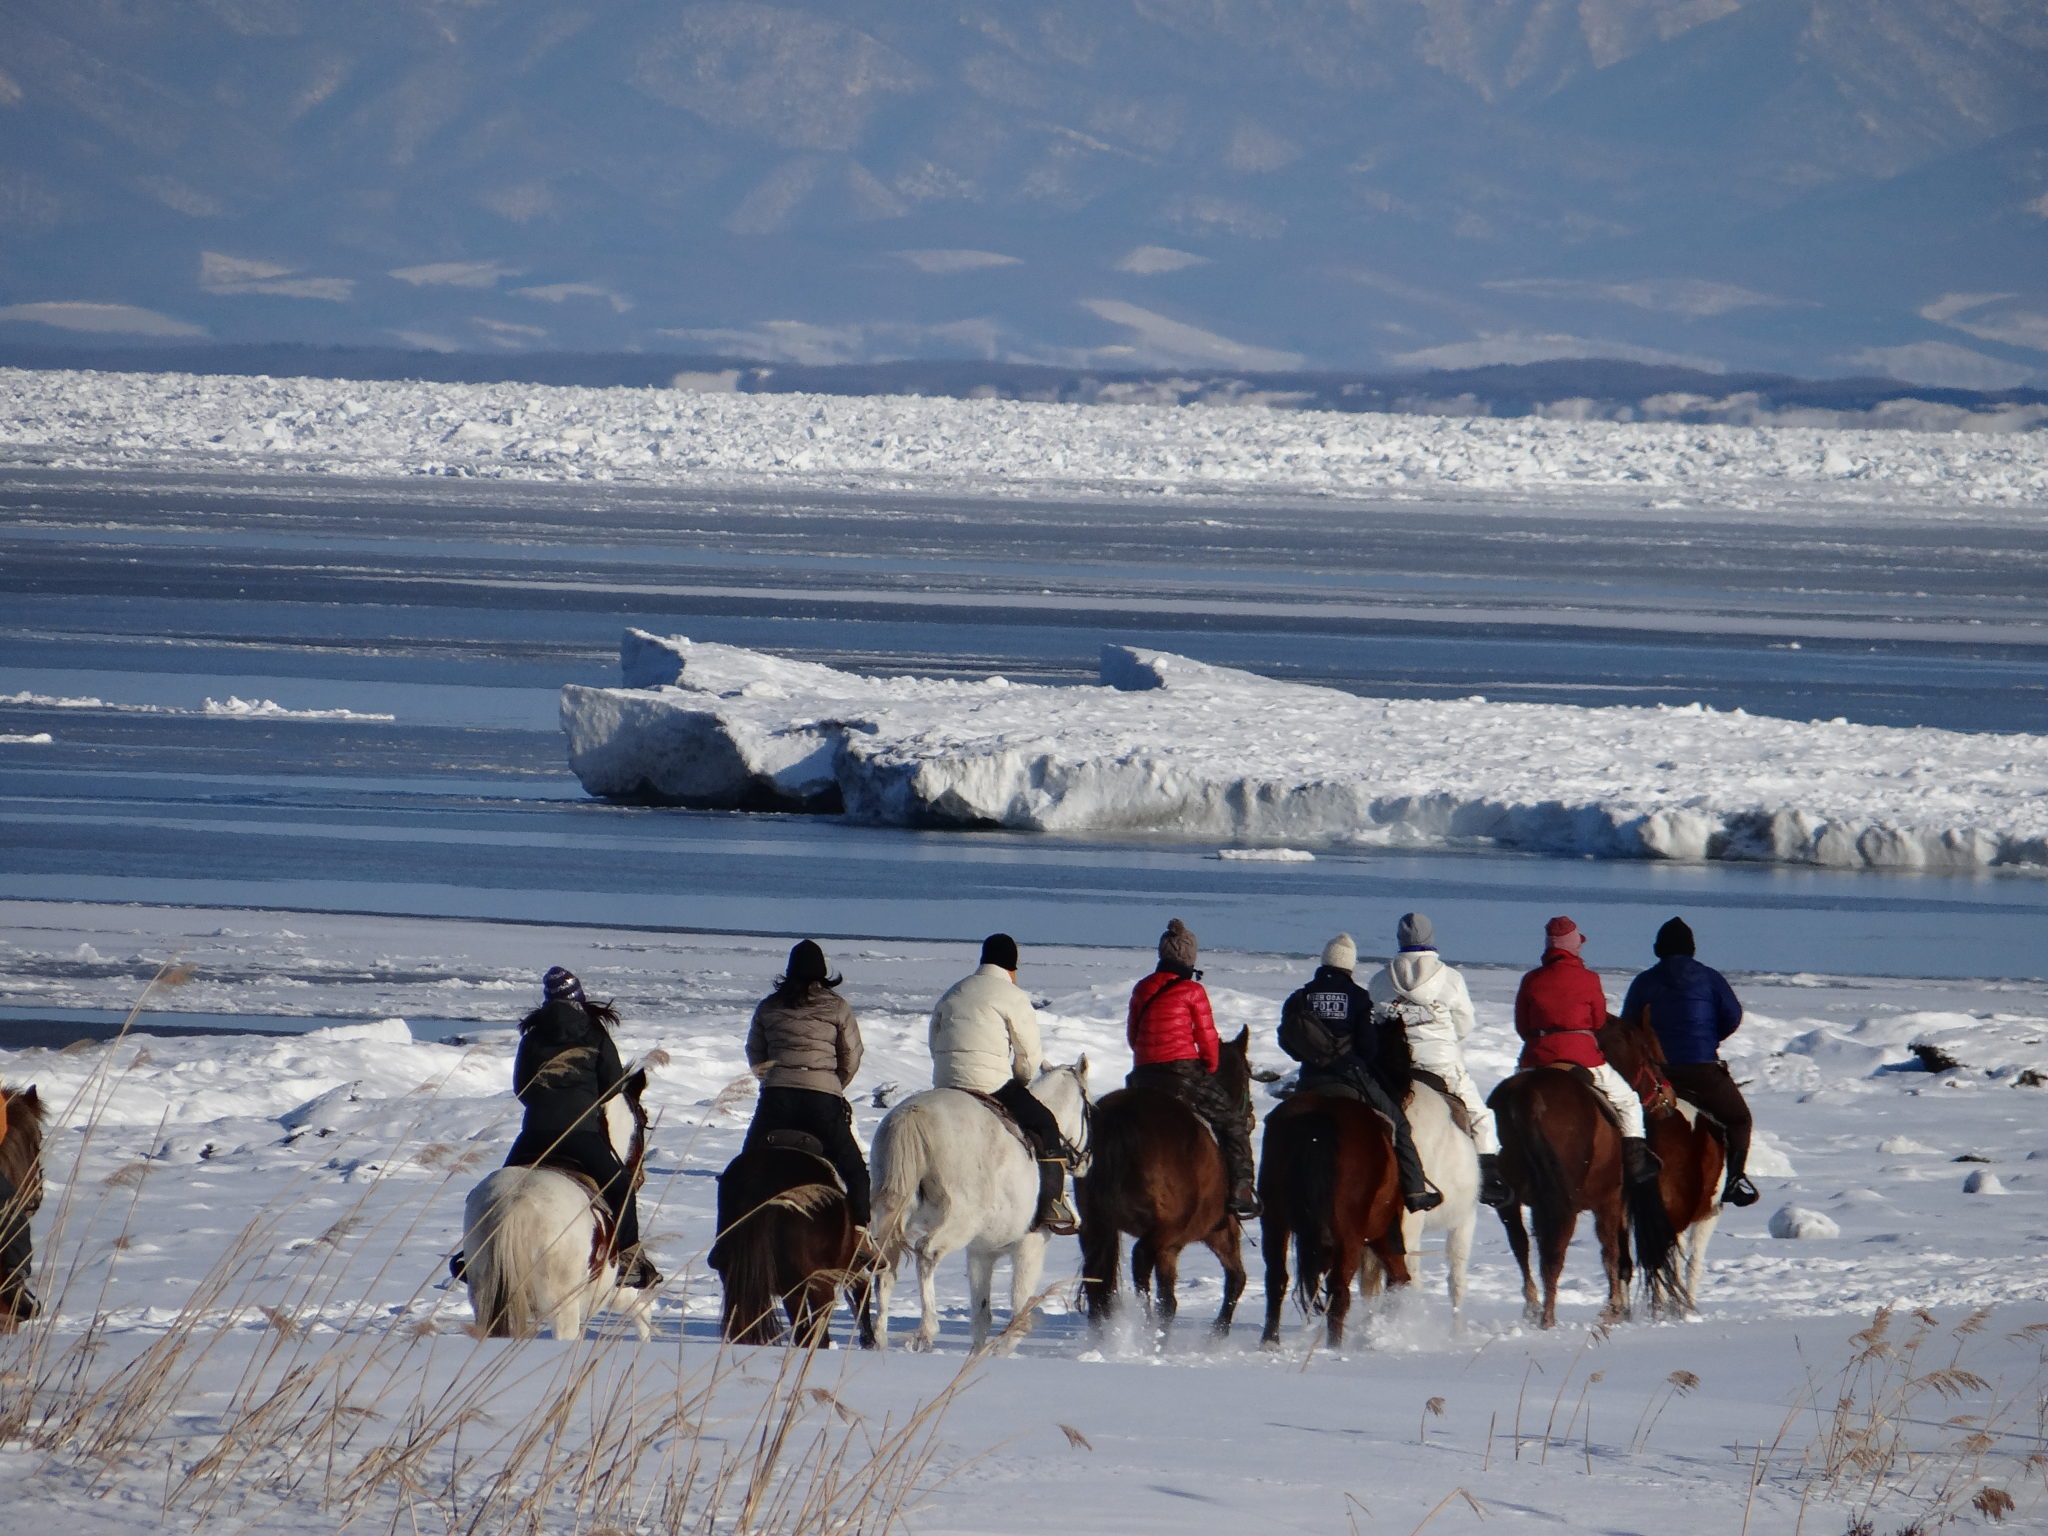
[1126,918,1260,1218]
[1514,917,1660,1187]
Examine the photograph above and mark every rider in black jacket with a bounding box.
[490,967,659,1288]
[1282,936,1442,1214]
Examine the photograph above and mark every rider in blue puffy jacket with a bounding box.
[1620,918,1758,1207]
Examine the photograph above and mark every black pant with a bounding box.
[1298,1060,1429,1200]
[506,1123,642,1257]
[1664,1061,1753,1181]
[748,1086,872,1226]
[1126,1060,1256,1194]
[990,1079,1064,1154]
[0,1172,32,1318]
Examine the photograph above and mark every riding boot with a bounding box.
[1033,1157,1079,1236]
[1476,1153,1513,1209]
[1391,1119,1442,1214]
[1228,1179,1262,1220]
[1622,1137,1663,1187]
[617,1245,662,1289]
[1721,1174,1760,1207]
[447,1251,466,1284]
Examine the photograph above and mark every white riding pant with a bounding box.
[1409,1047,1500,1156]
[1586,1062,1646,1140]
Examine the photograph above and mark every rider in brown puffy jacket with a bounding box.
[744,940,870,1226]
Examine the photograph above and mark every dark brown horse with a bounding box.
[1488,1041,1681,1329]
[0,1085,44,1330]
[1257,1091,1410,1348]
[1598,1013,1725,1316]
[1077,1028,1251,1337]
[711,1138,875,1349]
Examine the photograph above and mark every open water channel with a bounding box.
[2,464,2044,1021]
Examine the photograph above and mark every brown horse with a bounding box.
[1487,1045,1681,1330]
[0,1086,44,1330]
[711,1138,875,1349]
[1077,1028,1250,1337]
[1257,1091,1410,1348]
[1598,1014,1725,1316]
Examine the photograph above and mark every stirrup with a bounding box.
[1404,1187,1444,1214]
[617,1250,662,1290]
[1721,1174,1759,1208]
[1227,1183,1262,1220]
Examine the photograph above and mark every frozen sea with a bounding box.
[2,463,2045,1011]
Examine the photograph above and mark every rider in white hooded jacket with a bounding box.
[1364,912,1511,1208]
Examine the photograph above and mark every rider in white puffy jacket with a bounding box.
[1364,912,1511,1208]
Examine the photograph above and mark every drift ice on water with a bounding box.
[560,631,2048,873]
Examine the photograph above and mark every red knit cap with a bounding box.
[1544,916,1585,955]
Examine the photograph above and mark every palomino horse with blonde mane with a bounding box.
[0,1085,44,1329]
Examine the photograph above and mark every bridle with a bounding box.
[1058,1065,1095,1175]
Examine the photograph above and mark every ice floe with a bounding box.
[4,366,2046,515]
[562,632,2048,873]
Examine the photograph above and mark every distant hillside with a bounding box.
[3,2,2045,385]
[3,342,2041,431]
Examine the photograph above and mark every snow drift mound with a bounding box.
[562,631,2048,871]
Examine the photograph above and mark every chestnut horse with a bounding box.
[0,1086,43,1330]
[711,1137,875,1349]
[1077,1028,1251,1337]
[1488,1045,1681,1329]
[1598,1013,1724,1316]
[1257,1091,1410,1348]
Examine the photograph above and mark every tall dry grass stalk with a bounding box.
[0,967,979,1535]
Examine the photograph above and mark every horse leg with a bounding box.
[914,1243,945,1352]
[1259,1214,1290,1348]
[1595,1200,1629,1323]
[965,1245,998,1354]
[1151,1243,1182,1336]
[1444,1208,1477,1334]
[1079,1215,1121,1329]
[999,1234,1047,1357]
[1535,1208,1576,1330]
[1129,1237,1158,1321]
[790,1274,836,1349]
[1683,1207,1719,1316]
[1500,1202,1539,1323]
[1326,1242,1359,1350]
[1205,1225,1246,1338]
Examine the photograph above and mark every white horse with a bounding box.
[869,1061,1091,1354]
[460,1077,656,1341]
[1359,1081,1479,1330]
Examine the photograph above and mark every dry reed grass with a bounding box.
[0,965,979,1535]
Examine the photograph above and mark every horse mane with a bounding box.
[1371,1009,1415,1101]
[1217,1028,1251,1113]
[0,1087,45,1195]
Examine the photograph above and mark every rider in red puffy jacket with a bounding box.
[1125,919,1258,1218]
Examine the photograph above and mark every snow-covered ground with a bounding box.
[2,901,2045,1535]
[564,633,2048,873]
[4,367,2047,517]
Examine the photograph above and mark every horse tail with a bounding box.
[464,1170,563,1339]
[1628,1162,1683,1308]
[1288,1115,1338,1316]
[867,1106,929,1260]
[720,1200,789,1345]
[1497,1084,1573,1229]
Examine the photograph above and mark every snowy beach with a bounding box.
[0,900,2044,1534]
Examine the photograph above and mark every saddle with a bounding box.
[957,1088,1037,1156]
[1409,1069,1473,1139]
[1527,1062,1626,1132]
[736,1131,847,1192]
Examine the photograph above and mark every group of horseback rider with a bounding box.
[471,908,1759,1287]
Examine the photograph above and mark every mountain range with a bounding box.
[2,0,2045,384]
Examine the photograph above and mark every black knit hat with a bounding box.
[1654,917,1696,958]
[542,965,584,1004]
[980,932,1020,971]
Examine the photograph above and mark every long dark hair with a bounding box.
[773,939,841,1005]
[521,995,621,1032]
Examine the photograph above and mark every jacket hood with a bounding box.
[1389,950,1443,994]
